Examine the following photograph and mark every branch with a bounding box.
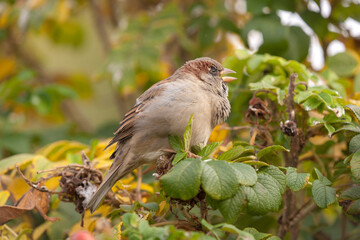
[278,73,307,240]
[90,0,111,53]
[288,202,317,229]
[286,73,297,122]
[16,165,68,195]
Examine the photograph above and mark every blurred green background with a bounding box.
[1,0,360,158]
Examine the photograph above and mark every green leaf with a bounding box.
[220,224,255,239]
[340,185,360,200]
[230,162,257,186]
[172,152,187,165]
[244,175,282,215]
[327,51,358,77]
[206,195,219,210]
[160,158,202,200]
[312,179,336,208]
[286,167,310,191]
[122,213,140,228]
[217,145,246,161]
[217,186,246,223]
[312,168,332,185]
[242,15,288,57]
[324,123,335,136]
[347,199,360,216]
[244,227,272,240]
[346,104,360,122]
[349,134,360,153]
[0,154,37,174]
[355,71,360,92]
[200,219,224,240]
[350,150,360,179]
[294,91,312,104]
[168,135,184,152]
[183,114,194,151]
[199,142,220,158]
[302,95,322,111]
[256,145,289,163]
[242,160,270,167]
[259,165,286,194]
[344,153,353,165]
[201,160,238,200]
[235,49,252,60]
[138,202,159,212]
[282,26,310,62]
[332,124,360,137]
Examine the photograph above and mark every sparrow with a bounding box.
[87,57,236,213]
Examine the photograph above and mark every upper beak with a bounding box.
[221,68,237,83]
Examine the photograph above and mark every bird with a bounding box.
[86,57,236,213]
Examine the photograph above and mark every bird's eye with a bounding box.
[209,66,218,76]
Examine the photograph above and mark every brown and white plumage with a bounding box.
[86,57,235,213]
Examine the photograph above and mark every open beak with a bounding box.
[221,68,237,82]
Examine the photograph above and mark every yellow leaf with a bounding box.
[156,201,168,216]
[0,154,35,174]
[0,57,16,80]
[0,9,10,29]
[44,177,61,190]
[209,124,230,142]
[128,183,154,194]
[0,190,10,205]
[115,194,131,204]
[93,158,112,169]
[7,178,30,201]
[57,0,71,23]
[36,140,87,162]
[115,222,122,240]
[32,221,53,240]
[69,217,98,236]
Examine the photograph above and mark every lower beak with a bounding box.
[222,76,237,82]
[221,68,237,82]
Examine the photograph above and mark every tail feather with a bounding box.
[87,168,121,213]
[87,144,135,213]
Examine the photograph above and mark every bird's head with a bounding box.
[180,57,236,95]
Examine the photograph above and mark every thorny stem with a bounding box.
[278,73,310,240]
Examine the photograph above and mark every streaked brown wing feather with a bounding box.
[105,77,173,159]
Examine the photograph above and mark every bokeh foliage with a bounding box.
[1,0,360,239]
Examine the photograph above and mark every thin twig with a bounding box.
[16,165,68,195]
[37,164,103,177]
[3,224,18,238]
[221,126,252,131]
[340,212,347,240]
[151,221,180,227]
[288,203,317,229]
[136,167,143,202]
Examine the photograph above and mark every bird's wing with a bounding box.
[106,77,172,159]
